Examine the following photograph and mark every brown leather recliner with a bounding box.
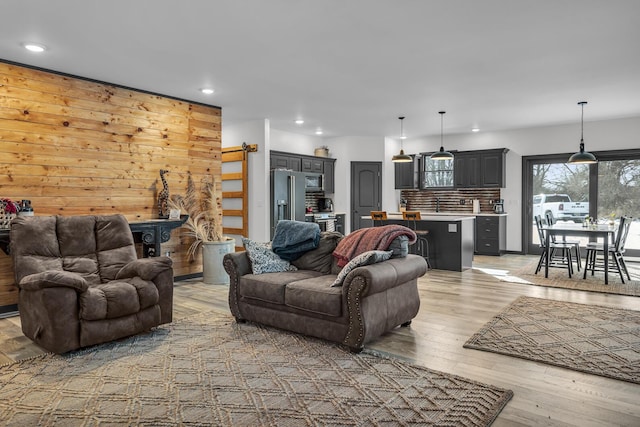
[10,214,174,354]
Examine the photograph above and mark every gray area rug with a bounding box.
[496,259,640,297]
[464,296,640,384]
[0,312,513,426]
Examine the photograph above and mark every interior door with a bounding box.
[350,162,382,231]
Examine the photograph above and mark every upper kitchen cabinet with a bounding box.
[322,158,336,193]
[394,155,417,189]
[419,154,454,189]
[480,148,508,188]
[270,150,336,193]
[453,148,508,189]
[270,152,301,171]
[301,157,324,173]
[454,153,480,188]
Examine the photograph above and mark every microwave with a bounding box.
[304,173,324,192]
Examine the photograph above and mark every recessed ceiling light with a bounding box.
[294,119,304,125]
[200,88,214,95]
[315,130,323,135]
[471,127,480,132]
[23,43,47,53]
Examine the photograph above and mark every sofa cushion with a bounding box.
[239,270,323,305]
[79,277,159,321]
[291,231,343,274]
[242,238,298,275]
[285,275,343,317]
[332,250,393,287]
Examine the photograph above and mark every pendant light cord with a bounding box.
[439,111,445,148]
[580,102,584,143]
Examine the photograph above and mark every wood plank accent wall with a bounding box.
[401,189,501,214]
[0,61,222,308]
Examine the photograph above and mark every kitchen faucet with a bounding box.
[435,197,440,213]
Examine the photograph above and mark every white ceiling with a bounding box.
[2,0,640,139]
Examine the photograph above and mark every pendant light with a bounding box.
[430,111,454,160]
[568,101,597,164]
[392,116,413,163]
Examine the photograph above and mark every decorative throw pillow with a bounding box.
[387,235,409,258]
[242,238,298,275]
[331,250,392,287]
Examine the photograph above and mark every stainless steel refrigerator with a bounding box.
[271,170,307,238]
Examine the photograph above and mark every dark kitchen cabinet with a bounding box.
[480,149,507,188]
[323,159,336,193]
[301,158,324,173]
[394,156,417,189]
[270,150,336,193]
[475,215,507,255]
[270,153,301,171]
[454,148,508,189]
[454,153,480,188]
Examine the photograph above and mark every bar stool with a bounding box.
[370,211,387,227]
[402,211,431,269]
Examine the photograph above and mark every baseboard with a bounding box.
[0,304,19,319]
[175,273,204,281]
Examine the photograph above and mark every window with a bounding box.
[524,149,640,257]
[420,156,454,188]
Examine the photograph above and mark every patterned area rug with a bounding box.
[0,312,513,426]
[464,296,640,384]
[495,258,640,297]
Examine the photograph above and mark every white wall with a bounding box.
[270,129,324,155]
[222,119,271,242]
[401,116,640,252]
[323,136,386,232]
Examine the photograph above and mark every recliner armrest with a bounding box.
[19,270,89,292]
[116,257,173,281]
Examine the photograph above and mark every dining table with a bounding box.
[541,222,617,284]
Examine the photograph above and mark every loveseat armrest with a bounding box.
[116,257,173,281]
[19,270,89,292]
[224,251,252,277]
[224,251,252,320]
[341,254,428,298]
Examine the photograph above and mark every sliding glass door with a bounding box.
[523,149,640,257]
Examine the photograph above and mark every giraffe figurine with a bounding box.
[158,169,169,218]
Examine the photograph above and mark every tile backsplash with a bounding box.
[400,189,501,214]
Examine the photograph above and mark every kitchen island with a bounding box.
[361,214,475,271]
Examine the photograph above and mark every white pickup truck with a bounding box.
[533,194,589,223]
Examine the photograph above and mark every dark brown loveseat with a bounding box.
[10,214,174,354]
[224,232,428,352]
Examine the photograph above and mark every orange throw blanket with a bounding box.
[333,225,417,267]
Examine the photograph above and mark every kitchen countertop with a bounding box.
[362,214,475,222]
[390,211,508,217]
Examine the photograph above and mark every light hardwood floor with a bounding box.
[1,254,639,426]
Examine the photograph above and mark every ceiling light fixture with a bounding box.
[392,116,412,163]
[23,43,46,53]
[471,127,480,132]
[295,119,304,125]
[200,88,214,95]
[568,101,597,164]
[430,111,454,161]
[315,130,323,135]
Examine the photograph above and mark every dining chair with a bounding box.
[545,212,581,271]
[370,211,387,227]
[583,216,632,283]
[534,215,575,277]
[402,211,431,269]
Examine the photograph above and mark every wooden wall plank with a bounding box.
[0,62,222,307]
